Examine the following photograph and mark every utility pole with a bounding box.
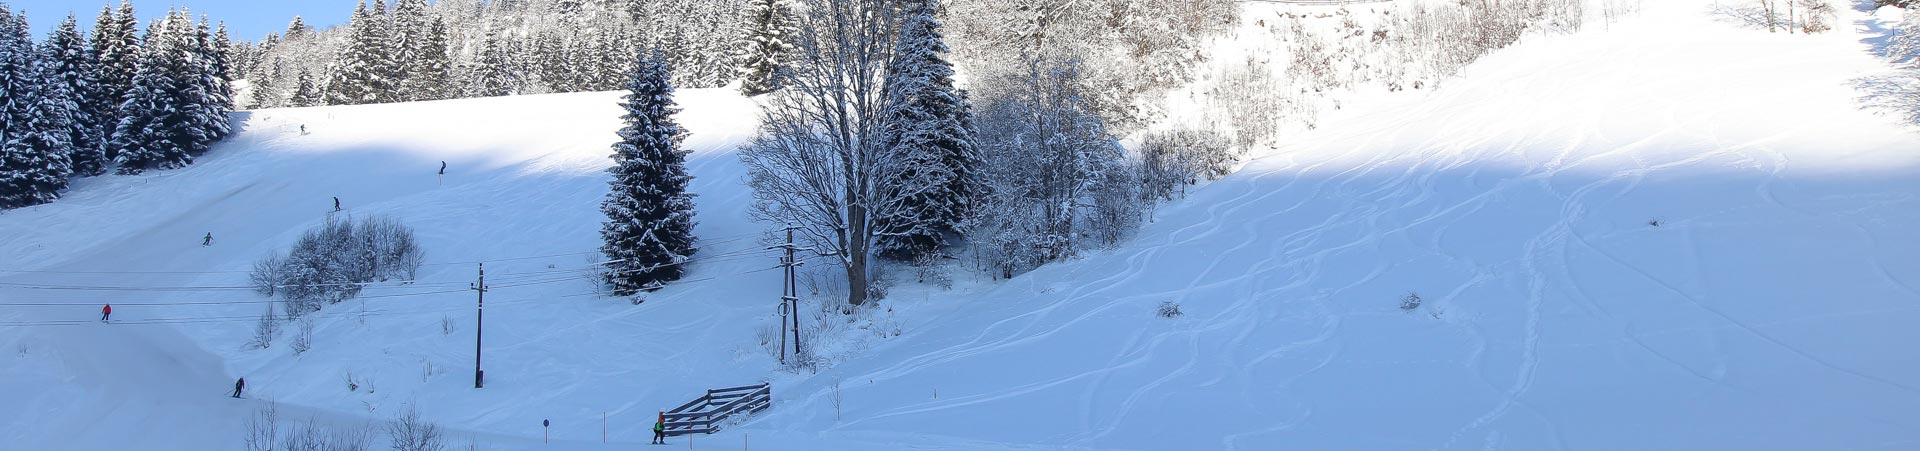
[472,263,488,388]
[770,225,805,363]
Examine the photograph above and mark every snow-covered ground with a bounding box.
[5,0,1920,450]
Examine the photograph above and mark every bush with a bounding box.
[386,405,444,451]
[1157,301,1183,318]
[252,215,425,317]
[1140,127,1235,202]
[251,304,281,350]
[291,318,314,354]
[247,402,373,451]
[1400,292,1422,311]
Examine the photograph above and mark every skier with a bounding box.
[333,197,341,212]
[652,411,666,444]
[299,124,308,135]
[232,377,245,398]
[439,161,446,175]
[203,232,213,246]
[100,304,111,322]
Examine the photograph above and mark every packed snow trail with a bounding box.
[742,2,1920,450]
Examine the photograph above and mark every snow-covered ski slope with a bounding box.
[6,0,1920,449]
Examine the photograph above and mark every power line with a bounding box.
[0,229,774,276]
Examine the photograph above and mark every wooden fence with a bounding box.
[661,383,772,436]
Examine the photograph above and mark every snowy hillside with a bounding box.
[5,0,1920,450]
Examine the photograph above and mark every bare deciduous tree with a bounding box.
[742,0,924,307]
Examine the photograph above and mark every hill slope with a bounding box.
[4,1,1920,450]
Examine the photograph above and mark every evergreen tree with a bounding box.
[111,11,204,174]
[290,69,321,107]
[91,1,139,158]
[285,16,310,40]
[465,24,518,98]
[0,10,74,209]
[735,0,794,96]
[402,16,453,101]
[600,50,698,296]
[44,14,106,176]
[875,0,978,259]
[326,0,398,105]
[391,0,432,98]
[247,57,284,108]
[192,17,233,143]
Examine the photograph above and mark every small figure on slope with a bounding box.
[203,232,213,246]
[232,377,245,398]
[333,197,341,212]
[100,304,111,322]
[652,411,666,444]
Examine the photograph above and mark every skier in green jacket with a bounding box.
[652,411,666,444]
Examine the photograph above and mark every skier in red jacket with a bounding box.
[100,304,111,322]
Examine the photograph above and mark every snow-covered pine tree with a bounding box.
[402,16,453,101]
[325,0,397,105]
[600,50,698,296]
[390,0,429,67]
[465,23,518,98]
[44,14,107,177]
[90,1,139,158]
[192,17,234,144]
[290,69,321,107]
[875,0,978,260]
[111,11,202,174]
[286,16,310,40]
[736,0,797,96]
[247,57,285,108]
[0,9,75,209]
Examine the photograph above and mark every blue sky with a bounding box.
[6,1,351,42]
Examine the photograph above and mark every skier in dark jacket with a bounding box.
[652,411,666,444]
[203,232,213,246]
[333,197,341,212]
[232,377,245,398]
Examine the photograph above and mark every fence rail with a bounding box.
[661,383,772,436]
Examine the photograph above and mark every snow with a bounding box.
[5,0,1920,449]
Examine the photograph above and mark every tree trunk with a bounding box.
[846,202,870,306]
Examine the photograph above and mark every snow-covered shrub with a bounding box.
[250,255,284,297]
[910,253,953,290]
[1400,292,1423,311]
[867,263,896,301]
[386,405,445,451]
[291,318,314,354]
[1892,13,1920,67]
[1140,127,1236,203]
[253,215,424,317]
[1210,61,1304,146]
[1798,0,1837,34]
[1157,301,1183,318]
[946,0,1239,133]
[279,416,372,451]
[244,402,279,451]
[250,304,280,350]
[965,57,1132,278]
